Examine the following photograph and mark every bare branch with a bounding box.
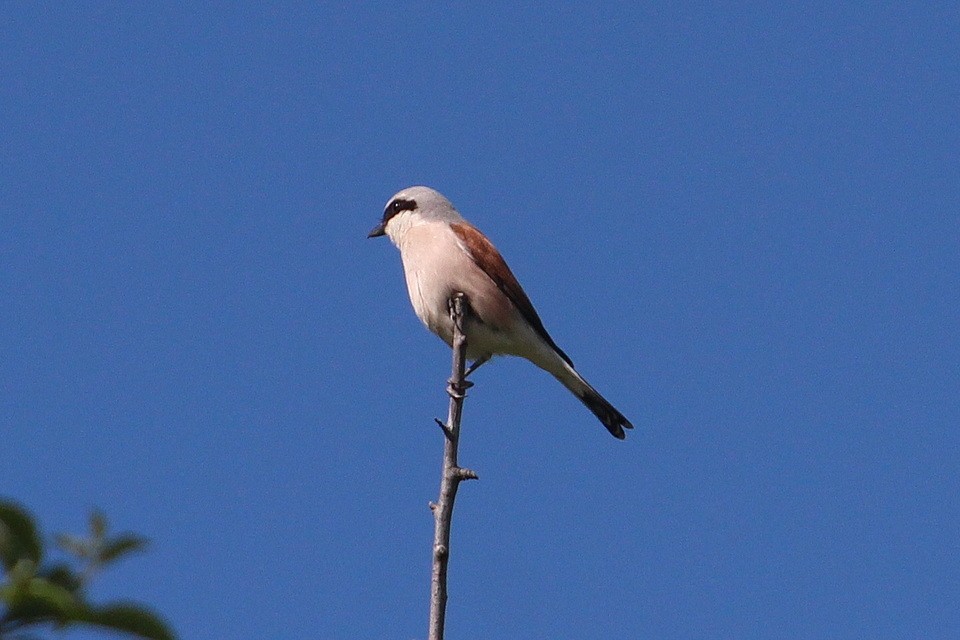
[428,293,477,640]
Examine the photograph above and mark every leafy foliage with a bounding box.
[0,504,42,571]
[0,500,174,640]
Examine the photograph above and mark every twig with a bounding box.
[428,293,478,640]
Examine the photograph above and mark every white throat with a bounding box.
[386,210,435,250]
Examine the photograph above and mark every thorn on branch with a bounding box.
[433,418,453,439]
[451,467,479,481]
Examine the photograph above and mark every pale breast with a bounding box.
[397,222,522,355]
[398,223,461,343]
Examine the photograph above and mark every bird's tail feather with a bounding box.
[579,386,633,439]
[553,364,633,439]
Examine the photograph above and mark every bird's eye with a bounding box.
[384,198,417,221]
[390,199,417,213]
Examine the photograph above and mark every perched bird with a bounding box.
[368,186,633,439]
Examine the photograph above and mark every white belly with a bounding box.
[397,222,531,361]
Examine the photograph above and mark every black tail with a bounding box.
[578,387,634,439]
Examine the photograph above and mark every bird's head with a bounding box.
[368,186,463,244]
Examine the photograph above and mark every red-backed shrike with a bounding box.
[368,186,633,439]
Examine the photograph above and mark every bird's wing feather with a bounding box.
[450,222,573,367]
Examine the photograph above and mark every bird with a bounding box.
[368,186,633,439]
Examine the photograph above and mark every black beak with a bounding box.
[367,221,386,238]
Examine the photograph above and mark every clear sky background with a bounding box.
[2,3,958,639]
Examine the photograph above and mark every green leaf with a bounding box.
[0,500,43,570]
[0,558,35,606]
[100,534,149,564]
[7,558,37,591]
[38,562,84,594]
[1,575,82,628]
[80,603,176,640]
[0,597,61,630]
[23,577,81,617]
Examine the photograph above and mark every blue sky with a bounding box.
[2,3,958,638]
